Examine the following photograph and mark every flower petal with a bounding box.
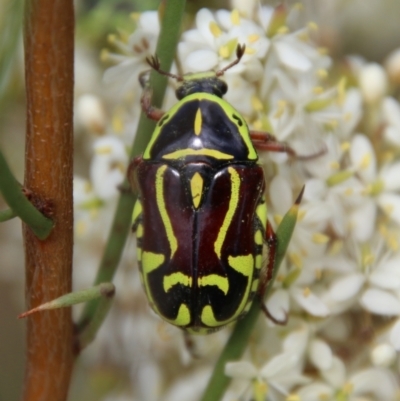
[266,289,290,323]
[328,273,365,302]
[224,361,258,379]
[274,41,312,72]
[389,319,400,350]
[360,288,400,316]
[309,339,333,371]
[185,50,219,72]
[377,192,400,225]
[291,288,330,317]
[350,134,377,182]
[320,356,346,388]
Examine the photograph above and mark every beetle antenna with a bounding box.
[146,55,184,82]
[216,44,246,77]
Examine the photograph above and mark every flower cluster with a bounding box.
[73,3,400,401]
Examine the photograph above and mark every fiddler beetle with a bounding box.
[129,44,302,334]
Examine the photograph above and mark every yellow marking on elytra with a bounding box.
[201,305,218,327]
[132,200,142,225]
[142,251,165,272]
[156,165,178,258]
[190,172,204,209]
[198,275,229,295]
[255,254,263,269]
[256,201,267,225]
[214,167,240,258]
[163,272,192,292]
[194,108,202,136]
[174,303,191,326]
[254,230,263,245]
[251,279,259,292]
[229,254,253,276]
[201,253,254,327]
[136,224,143,238]
[163,148,234,160]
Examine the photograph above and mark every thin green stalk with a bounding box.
[0,149,53,239]
[0,208,16,222]
[77,0,186,332]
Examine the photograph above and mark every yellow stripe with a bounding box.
[155,165,178,258]
[163,272,192,292]
[190,172,203,209]
[214,167,240,258]
[136,223,143,238]
[142,251,165,273]
[194,108,202,135]
[163,148,234,160]
[256,200,267,226]
[174,303,191,326]
[132,199,143,225]
[201,253,254,328]
[254,229,263,245]
[198,274,229,295]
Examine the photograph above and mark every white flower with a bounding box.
[75,94,107,135]
[325,238,400,317]
[179,8,269,76]
[297,358,398,401]
[103,11,160,96]
[90,136,128,200]
[349,134,400,230]
[225,350,308,400]
[358,62,388,104]
[382,96,400,146]
[385,46,400,85]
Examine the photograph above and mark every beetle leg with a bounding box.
[250,130,326,160]
[140,86,165,121]
[258,220,278,300]
[127,155,143,193]
[258,220,289,325]
[139,70,165,121]
[250,131,297,156]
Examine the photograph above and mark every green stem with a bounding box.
[77,0,186,332]
[0,208,16,222]
[0,149,53,239]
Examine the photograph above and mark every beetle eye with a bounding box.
[220,81,228,95]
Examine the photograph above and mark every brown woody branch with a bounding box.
[22,1,75,401]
